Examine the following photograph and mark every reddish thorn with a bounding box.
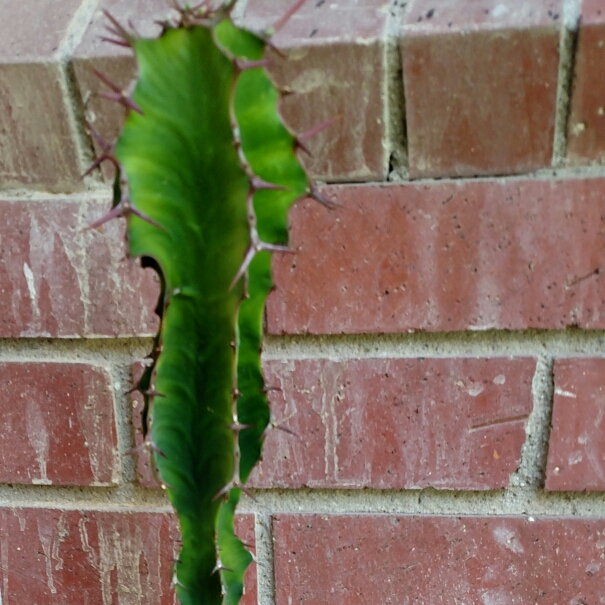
[309,184,339,209]
[235,58,272,72]
[270,0,308,34]
[100,36,132,48]
[240,484,258,501]
[102,10,134,44]
[250,176,287,191]
[98,90,143,115]
[261,421,298,441]
[299,115,340,142]
[91,67,121,92]
[84,202,125,231]
[82,153,118,178]
[294,137,312,156]
[232,389,242,398]
[229,246,256,290]
[130,206,165,230]
[280,86,294,97]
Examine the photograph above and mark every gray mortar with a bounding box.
[255,514,277,605]
[509,356,554,489]
[552,0,581,167]
[56,0,102,185]
[386,0,409,182]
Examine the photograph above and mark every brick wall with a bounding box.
[1,0,605,602]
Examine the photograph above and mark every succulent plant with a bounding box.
[86,2,333,604]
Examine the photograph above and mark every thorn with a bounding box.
[261,421,298,441]
[229,246,256,290]
[100,37,132,48]
[226,422,254,433]
[102,10,135,45]
[82,121,118,178]
[259,242,294,254]
[84,198,164,231]
[299,115,340,143]
[268,0,308,35]
[212,480,257,502]
[211,561,233,575]
[235,58,272,72]
[250,176,288,191]
[232,389,242,398]
[308,184,339,209]
[92,68,143,114]
[124,440,167,458]
[83,202,125,231]
[280,86,294,97]
[99,90,144,114]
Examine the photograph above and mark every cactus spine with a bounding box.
[88,2,332,605]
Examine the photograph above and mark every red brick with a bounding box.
[0,0,85,191]
[274,514,605,604]
[0,508,177,604]
[0,197,159,337]
[402,0,561,178]
[249,357,534,490]
[546,358,605,491]
[567,0,605,165]
[237,515,257,605]
[267,179,605,334]
[131,361,159,489]
[73,0,391,184]
[0,363,118,486]
[244,0,390,182]
[0,507,255,604]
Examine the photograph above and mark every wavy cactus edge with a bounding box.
[86,2,333,605]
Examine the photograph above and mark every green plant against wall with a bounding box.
[86,1,333,604]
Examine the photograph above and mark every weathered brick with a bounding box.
[0,197,159,337]
[0,507,255,605]
[402,0,561,178]
[0,0,85,190]
[73,0,391,184]
[567,0,605,165]
[244,0,391,182]
[0,362,118,486]
[0,508,178,604]
[249,357,534,490]
[546,358,605,491]
[267,179,605,334]
[72,0,168,182]
[274,514,605,604]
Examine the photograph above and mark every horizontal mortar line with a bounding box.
[263,330,605,360]
[2,484,605,518]
[0,483,171,512]
[6,164,605,203]
[238,487,605,518]
[0,186,111,203]
[0,337,153,365]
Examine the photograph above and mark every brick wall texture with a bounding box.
[2,0,605,603]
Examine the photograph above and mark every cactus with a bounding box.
[87,2,333,605]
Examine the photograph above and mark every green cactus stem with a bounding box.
[87,2,333,605]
